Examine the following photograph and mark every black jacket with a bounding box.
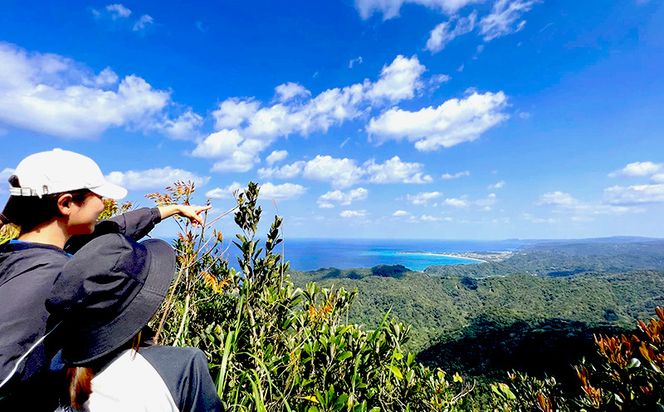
[0,208,162,409]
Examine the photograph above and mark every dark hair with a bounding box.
[66,329,148,408]
[1,176,91,233]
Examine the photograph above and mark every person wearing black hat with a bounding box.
[0,149,211,410]
[47,233,221,412]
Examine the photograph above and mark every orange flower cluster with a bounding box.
[576,366,603,408]
[307,299,334,323]
[595,334,635,368]
[201,271,231,294]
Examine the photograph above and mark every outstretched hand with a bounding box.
[159,204,212,226]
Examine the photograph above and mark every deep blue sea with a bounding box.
[247,238,525,272]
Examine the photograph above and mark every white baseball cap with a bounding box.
[9,149,127,199]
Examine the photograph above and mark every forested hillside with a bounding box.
[291,241,664,378]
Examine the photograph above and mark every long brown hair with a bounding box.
[65,330,145,409]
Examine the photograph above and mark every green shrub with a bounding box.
[149,181,471,411]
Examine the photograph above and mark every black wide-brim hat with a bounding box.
[47,233,176,365]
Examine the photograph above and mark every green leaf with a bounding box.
[337,351,354,362]
[388,365,403,380]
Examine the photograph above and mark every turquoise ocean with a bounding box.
[237,238,526,272]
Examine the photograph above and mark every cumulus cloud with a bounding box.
[426,12,477,53]
[475,193,497,210]
[262,155,432,188]
[266,150,288,165]
[366,55,426,102]
[443,197,468,207]
[190,130,255,171]
[317,188,368,208]
[537,191,577,207]
[106,3,132,19]
[133,14,154,31]
[258,161,305,180]
[106,167,208,191]
[348,56,363,68]
[488,180,505,189]
[206,181,305,201]
[536,190,635,219]
[604,184,664,205]
[157,110,203,141]
[212,99,260,130]
[340,209,367,218]
[479,0,537,41]
[259,182,306,200]
[193,55,430,172]
[303,156,364,188]
[355,0,479,20]
[393,210,410,217]
[441,170,470,180]
[420,214,444,222]
[205,182,244,199]
[365,156,432,184]
[275,82,311,102]
[0,42,201,139]
[406,191,441,205]
[367,91,508,151]
[608,161,662,178]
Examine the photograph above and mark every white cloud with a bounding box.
[652,173,664,183]
[340,209,367,218]
[258,161,305,180]
[106,167,208,191]
[259,182,306,200]
[157,110,203,141]
[366,55,425,103]
[441,170,470,180]
[537,191,577,207]
[106,3,132,19]
[479,0,537,41]
[303,156,364,188]
[0,42,198,139]
[194,55,430,173]
[522,213,556,224]
[426,12,477,53]
[604,184,664,205]
[429,74,451,88]
[488,180,505,189]
[317,187,368,208]
[212,99,260,129]
[266,150,288,165]
[406,191,441,205]
[133,14,154,31]
[536,190,636,219]
[365,156,432,184]
[261,155,432,188]
[420,214,443,222]
[475,192,497,210]
[367,91,508,151]
[609,161,663,178]
[355,0,480,20]
[443,197,468,207]
[206,182,244,199]
[348,56,363,68]
[275,82,311,102]
[393,210,410,217]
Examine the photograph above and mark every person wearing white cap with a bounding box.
[0,149,211,410]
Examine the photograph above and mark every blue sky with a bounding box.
[1,0,663,239]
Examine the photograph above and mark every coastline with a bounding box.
[397,250,513,263]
